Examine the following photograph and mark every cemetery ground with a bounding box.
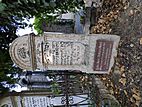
[91,0,142,107]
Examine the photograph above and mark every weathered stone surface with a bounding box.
[9,35,32,70]
[9,33,120,74]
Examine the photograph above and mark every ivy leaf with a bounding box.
[42,0,49,6]
[29,0,36,3]
[35,0,40,5]
[0,3,6,12]
[50,1,56,8]
[21,0,29,4]
[17,0,23,4]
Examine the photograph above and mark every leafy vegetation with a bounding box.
[0,17,22,94]
[0,0,84,94]
[34,15,58,34]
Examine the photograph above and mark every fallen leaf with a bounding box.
[119,78,126,85]
[129,10,134,16]
[140,38,142,45]
[120,66,125,73]
[132,94,141,101]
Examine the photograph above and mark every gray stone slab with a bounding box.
[9,33,120,74]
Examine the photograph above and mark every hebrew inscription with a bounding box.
[24,96,48,107]
[93,40,113,71]
[36,41,85,65]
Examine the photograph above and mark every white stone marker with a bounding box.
[9,33,120,74]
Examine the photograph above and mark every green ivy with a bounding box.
[34,14,58,34]
[0,2,6,12]
[51,81,61,95]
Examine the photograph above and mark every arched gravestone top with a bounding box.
[9,33,120,74]
[0,97,13,107]
[9,35,32,70]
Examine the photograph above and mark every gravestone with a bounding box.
[0,91,89,107]
[9,33,120,74]
[43,19,74,33]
